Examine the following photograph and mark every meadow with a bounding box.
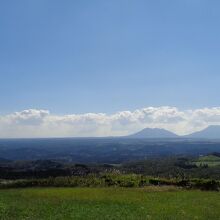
[0,187,219,220]
[193,155,220,167]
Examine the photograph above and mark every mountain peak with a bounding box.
[128,128,178,138]
[186,125,220,139]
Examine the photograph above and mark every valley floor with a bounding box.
[0,187,219,220]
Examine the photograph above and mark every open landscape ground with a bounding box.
[0,187,219,220]
[193,155,220,167]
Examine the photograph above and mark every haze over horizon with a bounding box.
[0,106,220,138]
[1,1,220,137]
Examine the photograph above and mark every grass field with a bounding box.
[193,155,220,167]
[0,187,219,220]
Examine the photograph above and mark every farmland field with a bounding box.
[0,187,219,220]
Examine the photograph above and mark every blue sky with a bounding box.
[1,0,220,115]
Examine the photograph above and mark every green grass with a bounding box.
[195,161,220,167]
[0,187,219,220]
[193,155,220,167]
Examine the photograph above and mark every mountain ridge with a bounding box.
[127,128,179,138]
[127,125,220,139]
[184,125,220,139]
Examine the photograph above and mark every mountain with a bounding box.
[127,128,179,138]
[185,125,220,139]
[128,125,220,139]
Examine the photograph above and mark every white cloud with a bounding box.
[1,107,220,138]
[6,109,50,125]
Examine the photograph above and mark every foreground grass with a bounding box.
[0,187,219,220]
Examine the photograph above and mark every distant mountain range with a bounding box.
[128,125,220,139]
[0,127,220,162]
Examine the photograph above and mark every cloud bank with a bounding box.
[1,107,220,138]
